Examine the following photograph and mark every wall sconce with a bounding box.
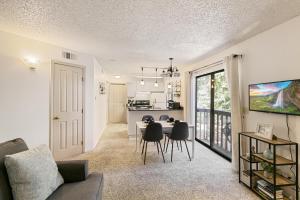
[22,56,40,70]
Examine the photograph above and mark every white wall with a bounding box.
[184,15,300,136]
[0,31,108,151]
[183,15,300,190]
[0,54,50,148]
[93,58,108,147]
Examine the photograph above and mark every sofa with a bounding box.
[0,138,104,200]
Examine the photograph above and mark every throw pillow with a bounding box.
[4,145,64,200]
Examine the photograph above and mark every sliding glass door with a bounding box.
[195,74,211,145]
[195,70,232,160]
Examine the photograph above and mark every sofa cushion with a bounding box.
[4,145,64,200]
[47,173,104,200]
[0,138,28,200]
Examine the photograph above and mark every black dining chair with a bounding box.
[165,122,191,162]
[140,115,155,145]
[142,115,154,122]
[159,115,169,121]
[141,122,165,165]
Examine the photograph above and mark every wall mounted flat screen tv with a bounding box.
[249,79,300,115]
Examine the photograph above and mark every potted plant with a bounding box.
[261,162,274,179]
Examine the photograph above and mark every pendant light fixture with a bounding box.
[140,67,145,86]
[154,68,158,87]
[167,73,172,89]
[161,58,180,77]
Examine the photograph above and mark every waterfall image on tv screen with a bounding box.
[249,80,300,115]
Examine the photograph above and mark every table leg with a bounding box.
[136,124,137,152]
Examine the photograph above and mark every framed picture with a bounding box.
[255,123,273,140]
[99,82,106,95]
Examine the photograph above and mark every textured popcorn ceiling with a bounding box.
[0,0,300,74]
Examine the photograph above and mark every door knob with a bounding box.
[53,116,60,120]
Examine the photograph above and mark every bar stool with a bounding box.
[142,115,154,122]
[159,115,169,121]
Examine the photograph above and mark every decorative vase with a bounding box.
[264,170,272,179]
[263,149,273,160]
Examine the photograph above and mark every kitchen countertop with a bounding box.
[128,107,183,111]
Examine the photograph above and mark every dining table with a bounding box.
[135,121,195,159]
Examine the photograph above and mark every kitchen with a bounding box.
[126,67,184,138]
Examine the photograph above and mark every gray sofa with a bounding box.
[0,138,104,200]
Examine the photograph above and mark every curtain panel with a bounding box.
[224,55,243,171]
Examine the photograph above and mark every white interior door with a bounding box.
[109,84,127,123]
[52,62,83,160]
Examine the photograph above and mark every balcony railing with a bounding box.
[196,108,231,158]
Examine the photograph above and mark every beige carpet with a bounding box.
[74,124,258,200]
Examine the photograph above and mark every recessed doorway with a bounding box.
[108,83,127,123]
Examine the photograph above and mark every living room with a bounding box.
[1,1,300,200]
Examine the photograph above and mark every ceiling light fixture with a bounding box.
[140,67,145,86]
[161,58,180,77]
[167,82,172,89]
[114,75,121,79]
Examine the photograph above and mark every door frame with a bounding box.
[195,69,231,162]
[49,60,86,154]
